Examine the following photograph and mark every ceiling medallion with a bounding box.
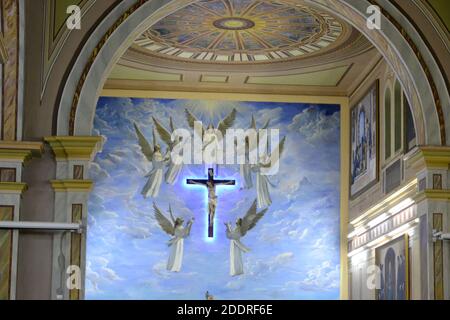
[213,17,255,31]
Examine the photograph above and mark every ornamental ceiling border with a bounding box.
[124,31,372,72]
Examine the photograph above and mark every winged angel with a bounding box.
[154,203,194,272]
[152,116,185,185]
[133,123,170,198]
[185,108,237,166]
[253,136,286,208]
[225,200,268,276]
[238,115,270,190]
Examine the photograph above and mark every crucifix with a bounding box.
[187,168,235,238]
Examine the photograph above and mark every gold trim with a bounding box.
[340,97,350,300]
[414,189,450,202]
[406,146,450,169]
[45,136,102,160]
[50,180,94,192]
[0,141,43,162]
[374,233,410,300]
[100,89,349,105]
[0,182,27,194]
[405,233,410,300]
[0,150,32,162]
[0,31,8,63]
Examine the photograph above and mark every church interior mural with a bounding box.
[86,97,341,299]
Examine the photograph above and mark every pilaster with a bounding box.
[45,136,102,300]
[406,146,450,300]
[0,141,42,300]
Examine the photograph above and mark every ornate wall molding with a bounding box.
[1,0,19,141]
[41,0,95,101]
[372,0,448,145]
[67,0,150,135]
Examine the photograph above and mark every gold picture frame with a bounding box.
[375,234,410,300]
[349,80,379,198]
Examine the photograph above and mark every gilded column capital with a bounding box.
[0,182,27,194]
[50,180,94,192]
[405,146,450,170]
[0,141,43,162]
[44,136,103,161]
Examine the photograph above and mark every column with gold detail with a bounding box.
[45,137,102,300]
[0,141,42,300]
[406,147,450,300]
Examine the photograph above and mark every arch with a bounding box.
[56,0,449,146]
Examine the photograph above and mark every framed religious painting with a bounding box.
[350,80,379,198]
[375,234,409,300]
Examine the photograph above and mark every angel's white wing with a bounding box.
[153,203,175,236]
[153,116,173,149]
[250,115,256,130]
[169,117,175,133]
[262,118,271,129]
[261,136,286,169]
[217,108,237,137]
[133,122,154,161]
[185,109,204,140]
[239,200,268,237]
[168,205,175,224]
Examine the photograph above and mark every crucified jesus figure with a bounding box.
[186,168,235,237]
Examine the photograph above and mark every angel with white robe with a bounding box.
[154,203,194,272]
[185,108,237,167]
[134,123,169,198]
[252,136,286,208]
[237,116,270,190]
[225,200,267,276]
[152,116,185,185]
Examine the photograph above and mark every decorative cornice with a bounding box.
[406,146,450,169]
[350,179,418,227]
[414,189,450,202]
[50,180,94,192]
[0,182,27,194]
[0,141,43,162]
[45,136,103,161]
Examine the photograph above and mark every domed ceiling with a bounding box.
[106,0,381,97]
[135,0,345,63]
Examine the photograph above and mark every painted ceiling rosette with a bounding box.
[134,0,344,63]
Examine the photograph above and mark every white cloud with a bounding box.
[85,256,123,293]
[288,107,340,145]
[286,261,340,292]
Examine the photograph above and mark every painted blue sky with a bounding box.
[86,97,341,300]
